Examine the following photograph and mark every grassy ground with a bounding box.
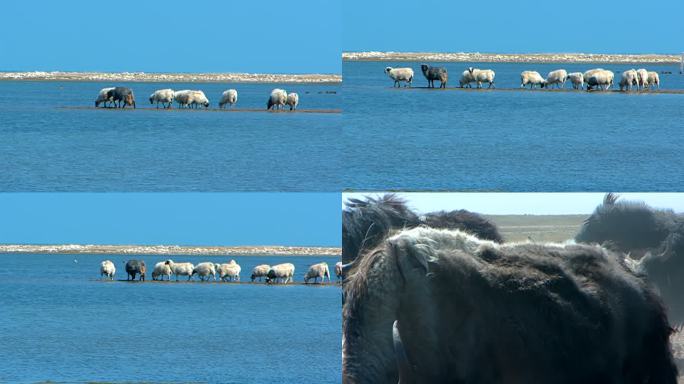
[485,214,588,243]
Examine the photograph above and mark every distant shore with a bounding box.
[343,51,681,64]
[0,71,342,84]
[0,244,341,256]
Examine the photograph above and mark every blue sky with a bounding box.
[343,0,684,54]
[0,193,340,246]
[343,193,684,215]
[0,0,340,74]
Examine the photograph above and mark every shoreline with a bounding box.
[0,244,341,256]
[0,71,342,84]
[343,51,682,64]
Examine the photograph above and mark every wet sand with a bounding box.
[0,71,342,84]
[61,106,342,114]
[343,51,681,65]
[0,244,341,256]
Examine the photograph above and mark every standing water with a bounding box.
[0,254,341,383]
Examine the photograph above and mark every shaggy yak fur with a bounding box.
[342,227,678,383]
[342,194,502,266]
[576,193,684,324]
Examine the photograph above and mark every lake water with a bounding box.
[0,254,341,383]
[0,81,340,192]
[342,61,684,191]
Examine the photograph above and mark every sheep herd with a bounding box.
[99,259,342,284]
[385,64,662,91]
[94,87,301,110]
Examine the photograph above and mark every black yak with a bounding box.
[342,227,678,383]
[342,194,503,267]
[576,193,684,324]
[420,64,448,88]
[124,259,146,281]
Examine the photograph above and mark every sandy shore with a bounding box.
[343,51,681,64]
[0,71,342,84]
[0,244,341,256]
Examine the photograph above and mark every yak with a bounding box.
[342,227,678,383]
[576,193,684,324]
[342,194,503,268]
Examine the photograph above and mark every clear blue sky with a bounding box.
[0,0,340,74]
[343,193,684,215]
[0,193,340,246]
[343,0,684,54]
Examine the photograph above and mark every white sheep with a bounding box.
[586,70,614,91]
[151,261,173,281]
[619,69,639,91]
[219,89,238,109]
[286,92,299,111]
[174,90,193,108]
[384,67,414,87]
[583,68,610,90]
[636,68,649,90]
[267,88,288,110]
[545,69,568,88]
[149,89,175,109]
[95,87,115,108]
[468,67,495,88]
[251,264,271,282]
[646,71,660,90]
[216,260,241,282]
[165,260,195,281]
[459,70,476,88]
[335,261,343,282]
[567,72,584,90]
[266,263,295,284]
[192,262,217,281]
[100,260,116,280]
[304,262,330,284]
[520,71,546,89]
[174,90,209,109]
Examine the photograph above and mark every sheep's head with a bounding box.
[420,64,429,72]
[384,67,392,74]
[203,101,209,108]
[468,67,474,74]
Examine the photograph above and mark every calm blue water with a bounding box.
[0,81,340,191]
[0,254,341,383]
[343,61,684,191]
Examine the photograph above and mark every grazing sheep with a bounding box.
[647,71,660,90]
[586,70,614,91]
[165,260,195,281]
[267,88,288,110]
[251,264,271,282]
[189,90,209,109]
[545,69,568,88]
[286,92,299,111]
[216,260,241,282]
[100,260,116,280]
[173,90,192,108]
[151,261,173,281]
[342,227,678,383]
[124,260,146,281]
[520,71,546,89]
[636,68,649,90]
[384,67,414,87]
[458,69,476,88]
[149,89,174,109]
[567,72,584,90]
[95,87,115,108]
[620,69,639,91]
[192,262,217,281]
[576,193,684,324]
[218,89,238,109]
[266,263,295,284]
[420,64,448,88]
[468,67,495,89]
[335,261,343,282]
[111,87,136,109]
[304,262,330,284]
